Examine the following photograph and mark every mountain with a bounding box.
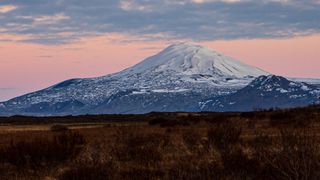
[201,75,320,112]
[121,43,267,77]
[0,43,318,116]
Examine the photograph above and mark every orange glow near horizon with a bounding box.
[0,33,320,101]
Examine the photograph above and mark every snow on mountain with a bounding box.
[287,77,320,86]
[201,75,320,112]
[0,43,318,116]
[118,42,268,78]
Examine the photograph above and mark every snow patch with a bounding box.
[276,88,289,93]
[132,91,148,95]
[152,89,189,93]
[301,85,311,91]
[290,95,303,99]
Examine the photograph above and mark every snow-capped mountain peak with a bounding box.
[1,44,319,116]
[250,75,289,87]
[119,43,269,78]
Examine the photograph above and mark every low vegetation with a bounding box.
[50,124,70,132]
[0,105,319,179]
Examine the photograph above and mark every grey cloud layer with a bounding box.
[0,0,319,44]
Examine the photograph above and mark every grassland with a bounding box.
[0,105,320,179]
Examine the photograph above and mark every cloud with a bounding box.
[32,13,70,25]
[191,0,242,3]
[0,0,319,44]
[0,5,17,13]
[120,1,151,11]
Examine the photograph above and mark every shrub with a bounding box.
[221,149,259,178]
[149,117,190,127]
[120,167,165,180]
[182,129,202,152]
[168,160,221,180]
[251,132,273,152]
[50,124,69,132]
[207,122,242,151]
[148,117,168,125]
[255,128,320,179]
[0,132,85,170]
[269,110,314,128]
[59,161,115,180]
[112,129,163,165]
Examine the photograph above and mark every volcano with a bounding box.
[0,43,319,116]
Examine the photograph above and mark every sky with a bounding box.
[0,0,320,101]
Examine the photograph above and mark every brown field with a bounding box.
[0,105,320,179]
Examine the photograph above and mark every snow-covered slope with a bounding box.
[0,43,318,116]
[118,43,268,78]
[287,77,320,86]
[201,75,320,112]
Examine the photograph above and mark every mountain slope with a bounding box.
[118,43,268,77]
[0,43,269,116]
[0,44,318,116]
[201,75,320,112]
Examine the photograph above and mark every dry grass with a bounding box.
[0,105,319,179]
